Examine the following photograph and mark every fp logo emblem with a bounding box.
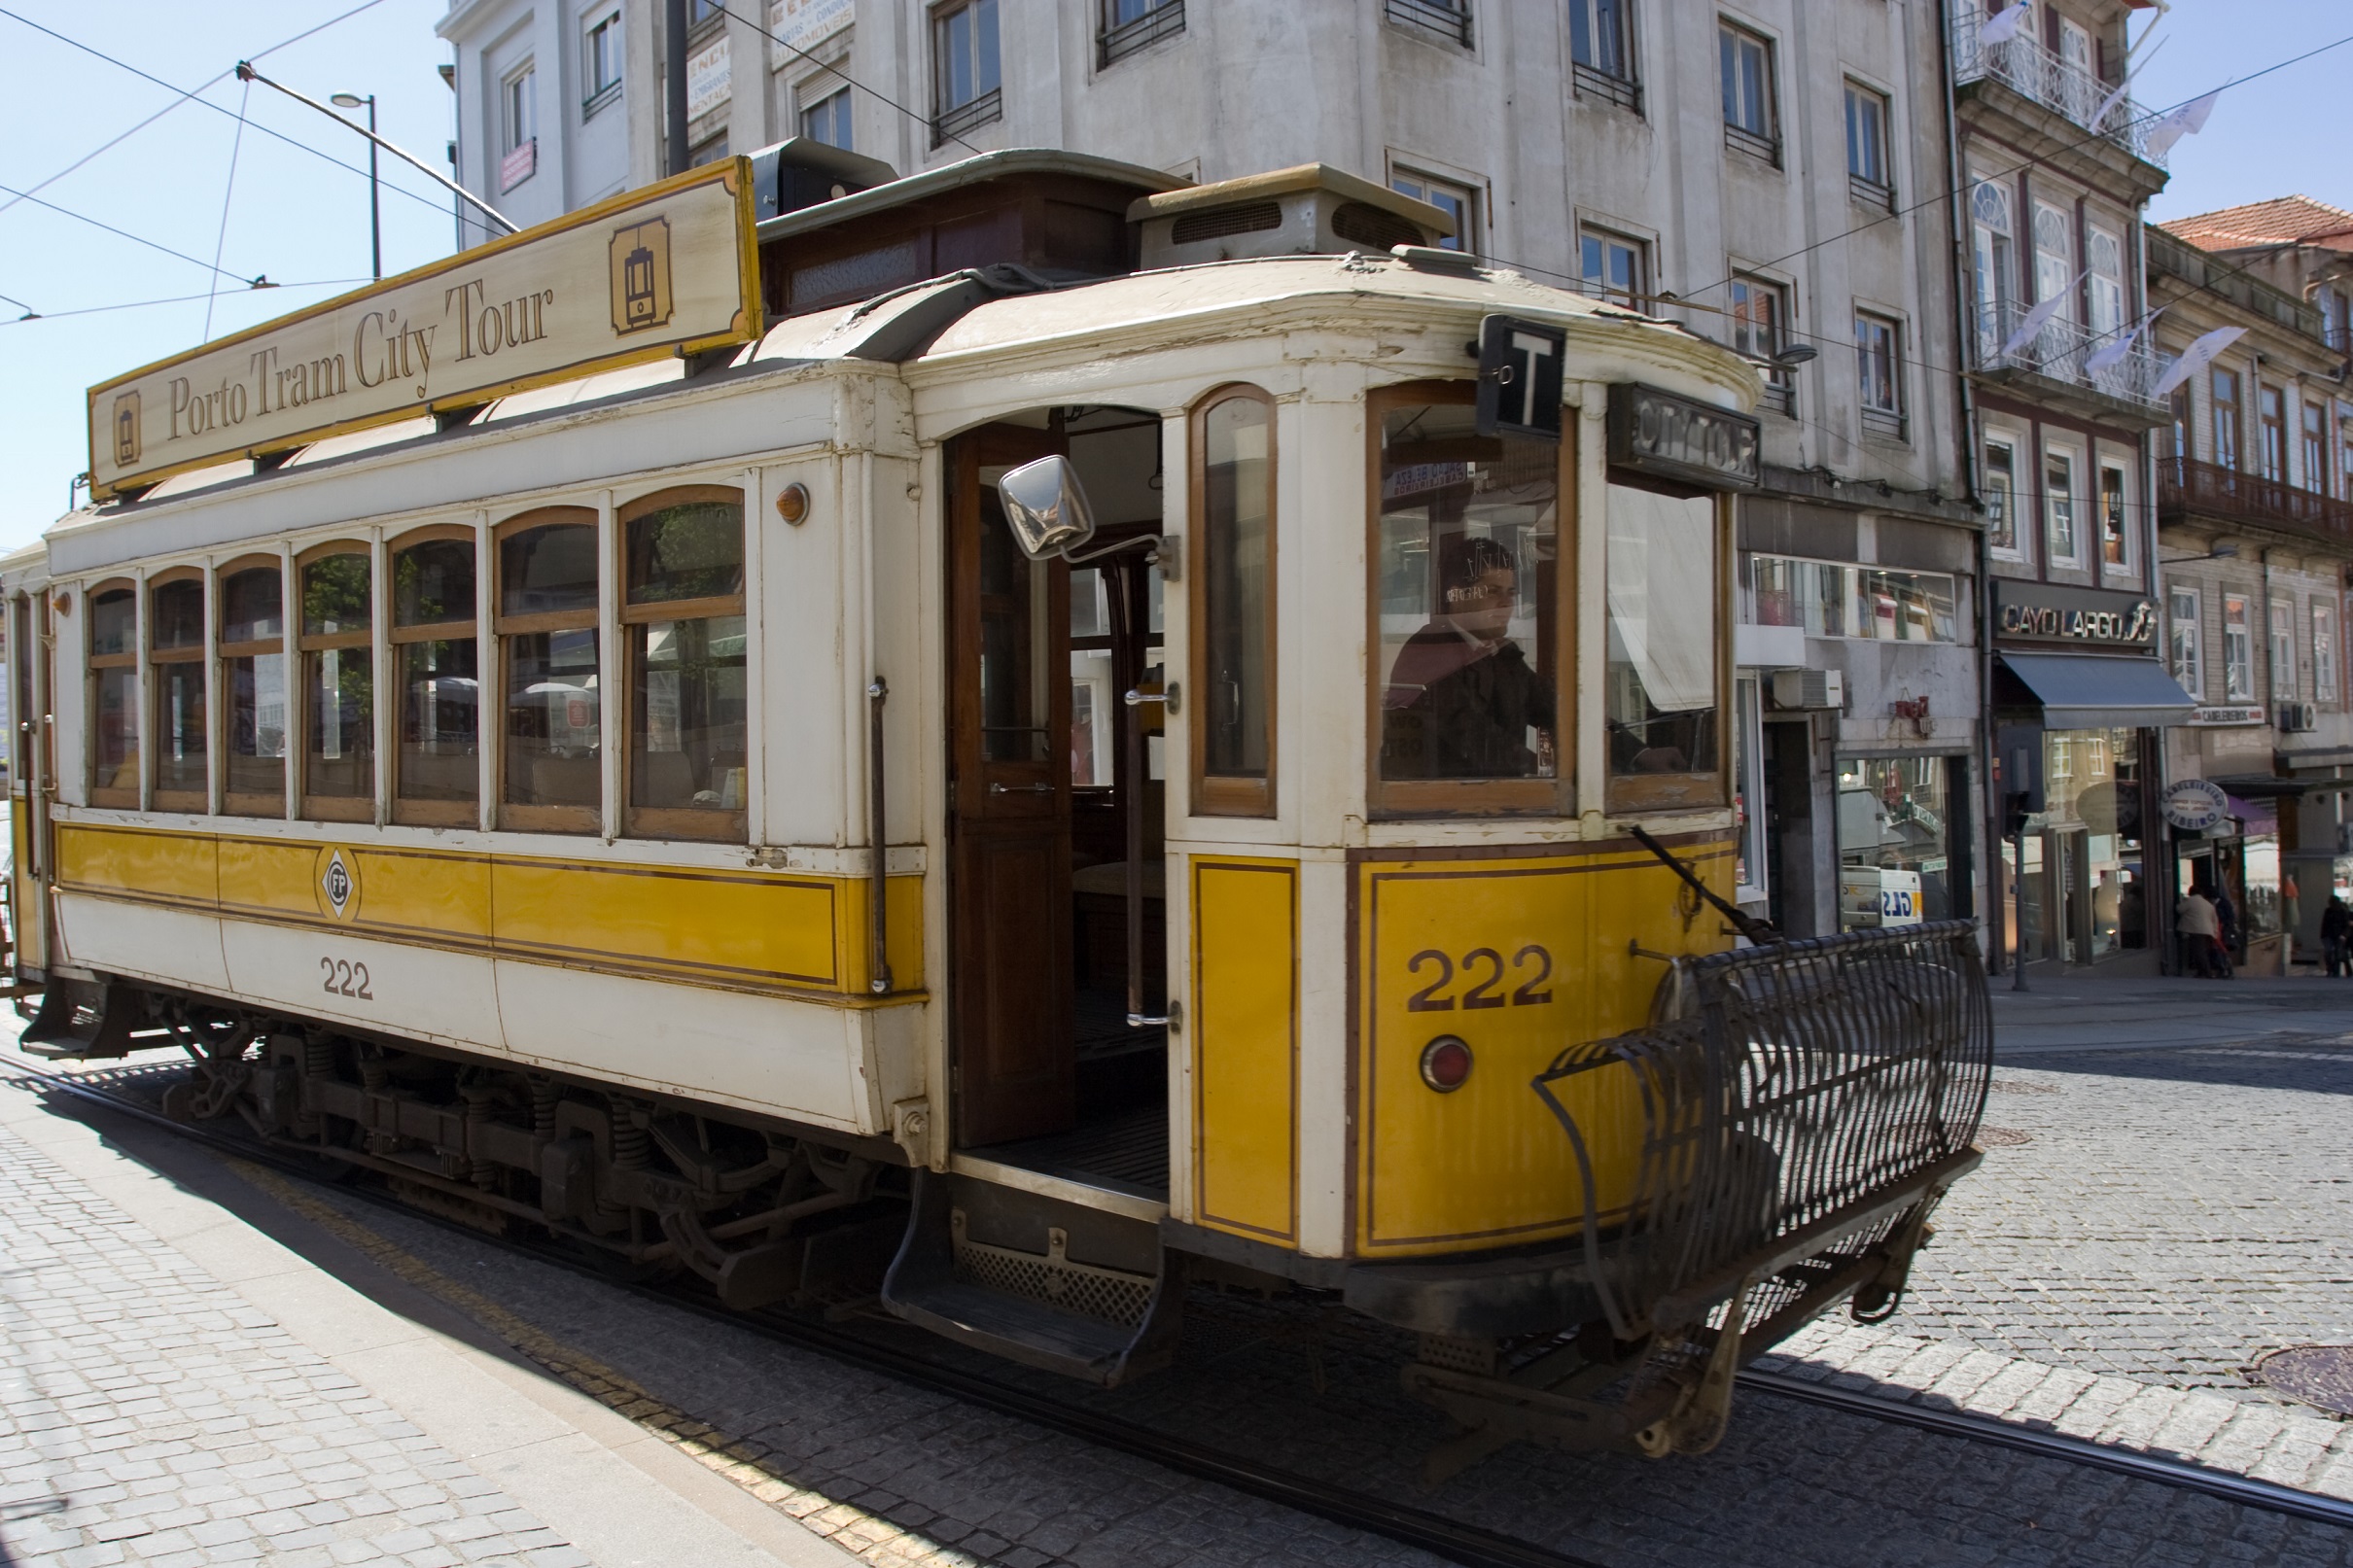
[316,848,360,922]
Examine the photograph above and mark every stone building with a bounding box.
[2149,198,2353,974]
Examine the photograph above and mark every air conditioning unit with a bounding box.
[1770,668,1844,712]
[2278,701,2318,734]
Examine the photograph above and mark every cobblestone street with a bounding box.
[4,978,2352,1567]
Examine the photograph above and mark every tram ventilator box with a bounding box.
[1840,867,1924,928]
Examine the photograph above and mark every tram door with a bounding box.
[10,592,52,977]
[946,425,1077,1147]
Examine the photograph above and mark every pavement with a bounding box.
[1,976,2350,1567]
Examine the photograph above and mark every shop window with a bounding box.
[219,559,288,817]
[2045,449,2078,565]
[2223,592,2253,702]
[148,572,207,812]
[389,529,480,826]
[622,487,747,842]
[1370,383,1567,817]
[2024,727,2146,962]
[2167,584,2202,700]
[2099,464,2127,568]
[2270,598,2297,701]
[1605,480,1721,811]
[299,547,373,821]
[1744,555,1955,642]
[498,509,602,833]
[1837,755,1956,931]
[88,579,138,808]
[1192,388,1276,816]
[1983,436,2019,554]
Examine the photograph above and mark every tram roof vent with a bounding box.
[1129,164,1454,269]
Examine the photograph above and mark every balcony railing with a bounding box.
[1949,7,2164,169]
[1100,0,1184,67]
[932,87,1001,147]
[1386,0,1472,48]
[2160,456,2353,547]
[1969,298,2163,415]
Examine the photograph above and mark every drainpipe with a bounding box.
[665,0,689,177]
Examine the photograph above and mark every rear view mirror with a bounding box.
[996,456,1097,560]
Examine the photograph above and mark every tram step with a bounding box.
[881,1169,1183,1386]
[19,981,138,1059]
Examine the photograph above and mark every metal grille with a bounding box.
[1099,0,1184,68]
[1170,201,1283,246]
[1534,920,1990,1342]
[950,1211,1155,1327]
[1385,0,1472,48]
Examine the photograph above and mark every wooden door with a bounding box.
[948,426,1075,1147]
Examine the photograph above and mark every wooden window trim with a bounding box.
[1601,485,1734,817]
[618,483,744,529]
[149,648,204,665]
[388,522,476,551]
[1189,385,1277,819]
[617,593,743,626]
[393,797,476,828]
[495,607,598,637]
[1364,380,1578,820]
[223,790,284,819]
[219,639,283,661]
[88,654,138,671]
[625,803,748,841]
[152,789,207,815]
[296,540,369,569]
[388,622,473,645]
[217,552,283,581]
[299,630,371,654]
[302,794,373,823]
[501,800,599,834]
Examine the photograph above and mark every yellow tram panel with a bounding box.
[1191,855,1301,1246]
[1354,840,1737,1257]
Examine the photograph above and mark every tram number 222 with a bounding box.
[320,957,375,1001]
[1406,945,1554,1012]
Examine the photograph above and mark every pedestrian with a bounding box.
[2177,886,2220,978]
[2212,880,2239,978]
[2324,897,2351,979]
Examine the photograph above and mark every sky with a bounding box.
[0,1,2349,552]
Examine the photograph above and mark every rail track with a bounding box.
[7,1051,2351,1568]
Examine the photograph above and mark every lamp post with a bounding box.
[331,91,381,280]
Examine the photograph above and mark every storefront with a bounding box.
[1990,581,2195,974]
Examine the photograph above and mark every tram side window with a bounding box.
[220,561,288,816]
[149,574,207,811]
[498,509,601,832]
[88,581,139,808]
[1604,480,1724,810]
[390,532,480,825]
[621,488,746,842]
[300,549,373,820]
[1192,387,1276,817]
[1370,384,1567,816]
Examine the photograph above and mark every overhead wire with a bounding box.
[0,180,264,287]
[202,78,257,342]
[0,280,369,328]
[710,2,983,157]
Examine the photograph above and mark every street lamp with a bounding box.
[331,91,380,281]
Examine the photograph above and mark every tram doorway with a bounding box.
[944,409,1172,1201]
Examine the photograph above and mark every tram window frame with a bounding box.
[88,577,140,809]
[1602,472,1733,815]
[387,525,482,828]
[495,506,603,834]
[217,553,290,818]
[1189,385,1278,819]
[1365,379,1577,819]
[147,568,209,813]
[618,484,748,843]
[297,542,375,823]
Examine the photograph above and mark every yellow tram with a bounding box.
[7,147,1986,1458]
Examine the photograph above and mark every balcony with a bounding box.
[2147,226,2328,344]
[1949,8,2164,170]
[1100,0,1183,67]
[2160,457,2353,549]
[1968,298,2166,424]
[1386,0,1472,48]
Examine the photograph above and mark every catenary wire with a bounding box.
[201,78,256,342]
[0,181,263,287]
[0,281,370,326]
[711,2,983,157]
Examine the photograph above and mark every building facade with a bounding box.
[2150,199,2353,975]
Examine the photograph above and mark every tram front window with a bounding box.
[1375,396,1560,795]
[1604,482,1722,807]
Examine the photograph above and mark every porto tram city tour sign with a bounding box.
[88,160,760,501]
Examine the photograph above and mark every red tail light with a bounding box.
[1420,1034,1473,1093]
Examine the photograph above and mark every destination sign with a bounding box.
[1605,382,1762,491]
[87,160,760,501]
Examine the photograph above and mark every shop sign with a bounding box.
[2161,777,2231,831]
[770,0,854,56]
[2189,704,2266,727]
[1992,580,2157,648]
[1606,382,1761,490]
[686,33,731,123]
[87,161,760,501]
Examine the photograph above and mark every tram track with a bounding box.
[8,1051,2353,1568]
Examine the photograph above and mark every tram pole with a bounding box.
[665,0,690,177]
[331,92,380,280]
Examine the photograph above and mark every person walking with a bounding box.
[2324,896,2352,979]
[2177,886,2221,978]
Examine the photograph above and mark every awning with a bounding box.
[1994,652,2197,729]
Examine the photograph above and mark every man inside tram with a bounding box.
[1382,533,1556,778]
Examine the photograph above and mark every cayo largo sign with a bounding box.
[1993,580,2157,648]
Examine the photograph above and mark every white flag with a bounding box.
[1980,0,2033,47]
[2151,325,2247,401]
[2088,79,2132,134]
[2084,315,2157,374]
[2000,270,2088,357]
[2144,90,2220,158]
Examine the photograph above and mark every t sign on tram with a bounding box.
[1475,315,1566,442]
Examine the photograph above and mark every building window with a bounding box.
[801,85,853,149]
[1193,387,1277,817]
[584,11,623,109]
[1385,0,1471,50]
[299,548,373,820]
[501,62,538,190]
[2259,384,2288,482]
[1745,557,1957,642]
[2304,401,2330,496]
[1103,0,1185,66]
[2168,382,2193,464]
[623,488,748,842]
[1844,82,1890,205]
[2031,202,2073,343]
[1970,177,2015,361]
[2099,463,2127,568]
[390,530,479,825]
[932,0,1001,144]
[1855,311,1904,438]
[2271,598,2297,701]
[1719,24,1776,162]
[1568,0,1637,109]
[689,131,729,166]
[1984,436,2019,553]
[219,560,288,817]
[2212,368,2241,470]
[88,580,138,808]
[1392,168,1477,254]
[1579,226,1645,308]
[2224,592,2253,702]
[1729,275,1790,414]
[2318,604,2339,704]
[2168,584,2202,700]
[1370,383,1568,816]
[2045,450,2078,565]
[498,510,602,833]
[1605,483,1722,811]
[149,573,207,811]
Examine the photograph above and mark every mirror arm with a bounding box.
[1063,532,1181,581]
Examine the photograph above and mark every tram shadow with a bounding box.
[2001,1037,2353,1095]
